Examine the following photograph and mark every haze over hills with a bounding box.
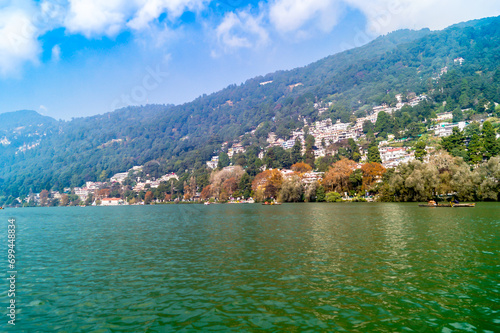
[1,16,500,200]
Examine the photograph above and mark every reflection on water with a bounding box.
[0,203,499,332]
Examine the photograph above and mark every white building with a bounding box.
[110,172,128,183]
[435,112,453,122]
[302,172,324,184]
[379,147,408,163]
[433,122,466,137]
[101,198,125,206]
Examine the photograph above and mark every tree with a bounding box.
[60,194,69,206]
[452,107,463,122]
[361,162,386,191]
[441,127,465,153]
[278,175,303,202]
[349,169,363,193]
[482,121,499,159]
[363,120,374,134]
[348,138,361,162]
[210,165,245,199]
[200,185,212,200]
[414,140,427,161]
[316,185,326,202]
[325,192,342,202]
[291,162,312,174]
[238,172,253,198]
[290,138,303,164]
[303,134,316,167]
[323,158,356,194]
[144,191,154,204]
[183,182,192,200]
[374,111,392,133]
[222,177,238,197]
[218,152,230,168]
[189,176,197,199]
[252,169,283,201]
[467,134,483,164]
[475,156,500,200]
[40,190,49,207]
[98,188,111,198]
[304,181,318,202]
[99,170,109,182]
[368,143,382,163]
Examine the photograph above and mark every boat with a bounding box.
[419,200,475,207]
[262,201,282,205]
[204,202,210,205]
[451,203,476,207]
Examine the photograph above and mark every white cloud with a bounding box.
[51,44,61,62]
[127,0,207,30]
[0,3,41,77]
[215,8,269,53]
[345,0,500,35]
[64,0,132,38]
[269,0,343,35]
[64,0,208,37]
[268,0,500,38]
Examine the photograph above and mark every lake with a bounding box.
[1,203,499,332]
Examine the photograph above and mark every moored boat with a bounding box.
[419,201,475,207]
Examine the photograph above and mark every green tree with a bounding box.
[316,185,326,202]
[441,127,465,153]
[218,152,230,168]
[467,134,483,164]
[374,111,392,134]
[414,140,427,161]
[304,135,316,167]
[482,121,499,159]
[452,107,463,122]
[348,138,361,162]
[349,169,363,192]
[238,172,253,198]
[368,143,382,163]
[290,138,303,164]
[363,120,374,134]
[325,191,343,202]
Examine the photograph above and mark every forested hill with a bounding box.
[1,16,500,197]
[0,110,56,132]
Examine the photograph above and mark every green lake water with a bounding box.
[0,203,499,332]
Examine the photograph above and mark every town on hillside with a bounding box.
[17,84,500,207]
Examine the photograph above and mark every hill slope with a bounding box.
[1,16,500,198]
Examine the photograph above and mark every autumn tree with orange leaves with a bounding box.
[361,162,386,191]
[323,158,357,193]
[252,169,283,201]
[291,162,312,174]
[200,185,212,200]
[144,191,154,204]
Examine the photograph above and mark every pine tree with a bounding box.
[218,152,230,168]
[368,143,382,163]
[482,121,499,159]
[304,135,316,167]
[290,138,303,164]
[414,140,427,161]
[467,134,483,164]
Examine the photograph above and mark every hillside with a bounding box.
[1,16,500,199]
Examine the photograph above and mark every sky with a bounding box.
[1,1,500,120]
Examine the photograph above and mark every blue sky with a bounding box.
[1,0,500,120]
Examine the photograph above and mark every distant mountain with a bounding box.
[0,110,56,132]
[1,16,500,198]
